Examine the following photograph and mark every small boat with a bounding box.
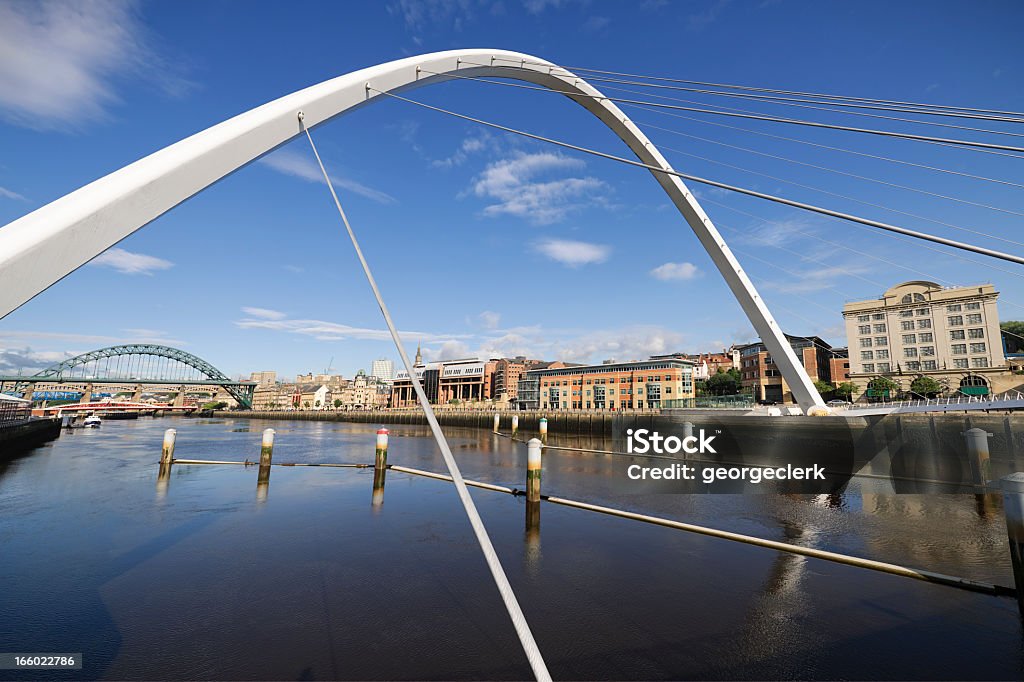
[83,415,101,428]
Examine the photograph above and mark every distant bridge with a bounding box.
[0,344,256,408]
[836,390,1024,417]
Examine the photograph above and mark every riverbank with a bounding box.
[0,417,61,459]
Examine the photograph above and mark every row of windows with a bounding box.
[855,313,887,322]
[857,324,889,334]
[861,357,990,373]
[856,301,984,323]
[542,401,662,409]
[899,319,932,331]
[542,374,683,387]
[951,343,987,354]
[947,302,982,312]
[545,387,677,397]
[861,350,890,360]
[948,314,984,326]
[897,308,931,318]
[860,328,986,349]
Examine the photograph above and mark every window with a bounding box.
[858,325,871,335]
[917,319,931,329]
[916,293,926,302]
[875,337,888,346]
[857,314,870,322]
[950,330,965,340]
[916,308,929,316]
[862,363,875,372]
[899,310,914,318]
[970,342,986,353]
[902,334,916,344]
[901,321,915,331]
[918,332,933,342]
[947,304,962,312]
[966,302,981,310]
[952,344,967,354]
[972,357,990,368]
[901,294,912,303]
[953,358,969,368]
[872,313,885,320]
[875,349,889,360]
[968,328,985,339]
[906,361,921,371]
[873,324,886,333]
[920,346,935,357]
[860,351,873,360]
[904,347,918,358]
[922,360,937,370]
[860,338,873,347]
[948,315,963,326]
[967,313,983,324]
[877,362,891,372]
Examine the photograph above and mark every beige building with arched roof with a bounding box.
[843,281,1018,397]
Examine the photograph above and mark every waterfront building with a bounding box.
[656,348,740,381]
[249,371,277,386]
[829,347,850,387]
[492,357,552,404]
[252,382,297,410]
[335,372,387,410]
[370,358,394,384]
[738,334,835,404]
[529,357,695,410]
[843,281,1014,396]
[296,384,332,410]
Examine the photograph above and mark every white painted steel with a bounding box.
[0,48,824,411]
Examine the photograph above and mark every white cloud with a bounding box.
[0,186,26,201]
[650,262,700,281]
[476,310,501,329]
[235,312,468,344]
[0,0,191,129]
[534,238,610,267]
[242,307,287,321]
[432,132,494,168]
[469,151,607,224]
[89,248,173,275]
[259,149,396,204]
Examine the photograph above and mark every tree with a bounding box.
[705,367,742,396]
[833,382,857,401]
[867,376,899,400]
[314,400,321,409]
[333,398,343,409]
[303,400,310,409]
[202,400,228,410]
[813,380,834,397]
[910,375,943,398]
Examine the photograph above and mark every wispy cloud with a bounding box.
[0,0,192,130]
[469,151,607,224]
[534,238,610,267]
[688,0,732,30]
[0,186,26,201]
[259,149,396,204]
[650,262,701,281]
[0,327,188,373]
[234,309,468,344]
[476,310,501,329]
[242,307,287,321]
[89,248,173,275]
[432,132,495,168]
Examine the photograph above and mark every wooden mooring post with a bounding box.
[1001,473,1024,614]
[373,428,388,507]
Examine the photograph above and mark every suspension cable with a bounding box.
[421,68,1024,155]
[654,141,1024,247]
[488,57,1024,119]
[638,120,1024,225]
[369,87,1024,265]
[300,117,551,682]
[576,74,1024,124]
[624,102,1024,191]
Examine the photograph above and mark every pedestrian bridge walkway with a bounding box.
[836,390,1024,416]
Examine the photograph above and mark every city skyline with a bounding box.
[1,1,1021,380]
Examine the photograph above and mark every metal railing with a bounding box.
[842,389,1024,412]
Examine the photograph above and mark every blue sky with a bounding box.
[1,0,1021,381]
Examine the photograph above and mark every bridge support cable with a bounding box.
[300,119,552,682]
[489,57,1024,121]
[368,88,1024,266]
[418,67,1024,155]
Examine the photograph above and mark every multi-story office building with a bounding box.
[829,348,850,387]
[391,358,499,407]
[529,357,695,410]
[249,371,277,386]
[843,281,1011,396]
[370,358,394,384]
[492,357,552,403]
[738,334,836,404]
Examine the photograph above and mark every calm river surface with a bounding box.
[1,416,1022,680]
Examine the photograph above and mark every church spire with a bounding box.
[415,342,422,366]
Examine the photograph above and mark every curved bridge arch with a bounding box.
[0,49,824,411]
[11,344,252,407]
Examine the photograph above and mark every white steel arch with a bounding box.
[0,49,825,412]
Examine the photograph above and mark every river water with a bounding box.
[1,416,1021,680]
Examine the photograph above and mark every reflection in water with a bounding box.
[0,415,1022,680]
